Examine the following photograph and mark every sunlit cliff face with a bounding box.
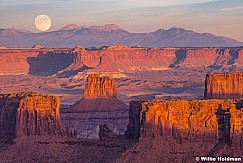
[127,99,242,148]
[205,72,243,99]
[83,74,117,98]
[0,92,71,138]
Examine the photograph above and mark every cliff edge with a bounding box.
[204,72,243,99]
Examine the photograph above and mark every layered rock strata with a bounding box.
[0,92,74,138]
[1,47,243,76]
[126,100,243,150]
[83,74,116,98]
[204,72,243,99]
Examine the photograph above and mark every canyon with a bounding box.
[119,71,243,162]
[1,46,243,104]
[118,99,243,163]
[0,46,243,162]
[0,91,131,163]
[1,46,243,77]
[127,100,243,145]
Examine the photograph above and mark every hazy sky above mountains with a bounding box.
[1,0,243,41]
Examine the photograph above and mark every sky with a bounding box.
[0,0,243,41]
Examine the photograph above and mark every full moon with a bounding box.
[35,15,52,32]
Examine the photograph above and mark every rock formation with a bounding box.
[99,124,118,139]
[0,92,74,139]
[0,50,39,75]
[204,72,243,99]
[2,47,243,76]
[83,74,116,98]
[61,74,128,138]
[28,51,77,76]
[107,44,130,50]
[0,48,71,75]
[73,45,84,52]
[68,74,127,111]
[32,44,43,49]
[126,99,243,150]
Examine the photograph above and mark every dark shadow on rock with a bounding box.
[215,104,231,145]
[0,97,19,139]
[208,107,231,157]
[56,65,90,78]
[0,96,19,150]
[234,100,243,110]
[208,65,222,70]
[27,52,74,76]
[169,48,187,68]
[205,92,243,99]
[228,48,240,65]
[212,48,241,67]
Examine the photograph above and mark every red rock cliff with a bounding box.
[0,51,39,74]
[67,74,127,111]
[1,47,243,75]
[126,100,243,149]
[83,74,116,98]
[204,72,243,99]
[0,92,68,138]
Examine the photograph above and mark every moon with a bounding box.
[35,15,52,32]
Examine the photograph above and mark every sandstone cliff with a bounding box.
[0,48,71,75]
[28,51,77,76]
[117,99,243,163]
[2,47,243,76]
[0,92,73,138]
[0,51,39,75]
[59,47,243,73]
[126,100,243,149]
[204,72,243,99]
[83,74,116,98]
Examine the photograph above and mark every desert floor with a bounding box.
[0,67,215,105]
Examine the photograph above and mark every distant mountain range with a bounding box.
[0,24,242,48]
